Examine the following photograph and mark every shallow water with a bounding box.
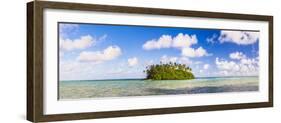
[59,76,259,99]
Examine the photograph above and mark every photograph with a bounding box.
[26,1,273,122]
[59,22,260,100]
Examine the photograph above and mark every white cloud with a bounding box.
[241,58,258,65]
[128,57,138,67]
[206,34,217,44]
[218,31,259,45]
[59,61,99,80]
[142,35,172,50]
[143,33,209,58]
[59,23,79,38]
[197,64,210,76]
[216,58,240,71]
[229,51,246,60]
[77,45,122,63]
[172,33,197,48]
[143,33,198,50]
[203,64,209,70]
[60,35,94,51]
[215,55,259,76]
[181,47,208,57]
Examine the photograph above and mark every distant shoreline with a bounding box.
[60,76,259,82]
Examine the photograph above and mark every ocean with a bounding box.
[59,76,259,100]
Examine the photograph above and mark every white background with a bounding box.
[0,0,280,123]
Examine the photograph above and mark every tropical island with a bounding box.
[143,62,195,80]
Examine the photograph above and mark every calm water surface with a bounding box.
[59,76,259,99]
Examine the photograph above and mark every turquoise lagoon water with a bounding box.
[59,76,259,99]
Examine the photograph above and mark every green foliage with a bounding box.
[144,62,195,80]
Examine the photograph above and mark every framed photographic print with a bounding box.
[27,1,273,122]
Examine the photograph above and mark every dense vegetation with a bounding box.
[143,62,195,80]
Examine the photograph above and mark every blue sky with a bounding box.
[59,23,259,80]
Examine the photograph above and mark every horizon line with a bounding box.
[60,75,259,82]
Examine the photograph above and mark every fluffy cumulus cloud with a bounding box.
[142,35,172,50]
[143,33,209,58]
[181,47,209,57]
[215,51,259,76]
[128,57,138,67]
[143,33,198,50]
[172,33,198,48]
[60,35,94,51]
[229,51,246,60]
[218,31,259,45]
[77,46,122,63]
[203,64,209,70]
[216,58,240,72]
